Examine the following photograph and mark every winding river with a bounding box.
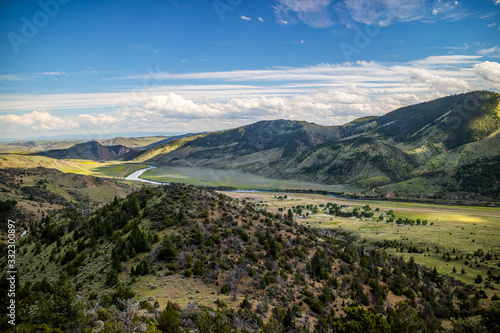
[125,166,167,185]
[126,167,355,201]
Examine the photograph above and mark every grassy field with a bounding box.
[0,154,146,179]
[223,191,500,298]
[54,160,147,178]
[141,166,351,192]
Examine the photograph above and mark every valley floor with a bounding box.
[221,190,500,302]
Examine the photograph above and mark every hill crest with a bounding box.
[39,140,140,161]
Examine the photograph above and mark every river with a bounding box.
[126,167,355,201]
[125,166,167,185]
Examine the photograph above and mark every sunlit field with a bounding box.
[141,165,351,192]
[223,191,500,297]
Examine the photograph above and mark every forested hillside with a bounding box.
[1,184,498,332]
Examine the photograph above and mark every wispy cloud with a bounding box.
[258,17,264,22]
[241,15,251,21]
[480,12,496,19]
[478,46,500,58]
[0,74,29,81]
[0,69,107,82]
[1,55,499,139]
[342,0,468,26]
[273,0,335,28]
[42,72,67,76]
[273,0,471,28]
[341,0,425,26]
[123,55,482,84]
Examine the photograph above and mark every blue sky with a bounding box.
[1,0,499,140]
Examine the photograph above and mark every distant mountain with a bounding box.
[0,136,171,153]
[138,132,204,150]
[140,119,341,166]
[0,139,87,153]
[39,141,140,161]
[135,91,500,201]
[0,130,183,142]
[98,136,167,149]
[1,134,202,154]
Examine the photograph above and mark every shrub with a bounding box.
[220,283,231,295]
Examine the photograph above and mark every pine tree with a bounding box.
[159,235,177,262]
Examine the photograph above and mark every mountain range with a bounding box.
[37,91,500,201]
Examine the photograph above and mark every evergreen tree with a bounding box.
[156,301,182,333]
[158,235,177,262]
[387,301,424,333]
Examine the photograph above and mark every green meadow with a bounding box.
[140,165,350,192]
[54,160,147,178]
[0,154,147,179]
[223,191,500,296]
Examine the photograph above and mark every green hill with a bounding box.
[1,183,496,332]
[375,91,500,149]
[39,141,141,161]
[0,167,139,230]
[134,91,500,202]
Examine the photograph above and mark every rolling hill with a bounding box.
[18,91,500,202]
[134,91,500,201]
[0,136,170,153]
[39,141,141,161]
[2,183,496,332]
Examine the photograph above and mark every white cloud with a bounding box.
[143,93,224,118]
[410,55,482,67]
[274,0,470,28]
[1,54,493,115]
[42,72,67,76]
[474,61,500,83]
[0,74,27,81]
[258,17,264,22]
[410,69,471,93]
[341,0,467,26]
[273,0,335,28]
[0,110,79,134]
[488,22,497,28]
[343,0,427,26]
[478,46,500,58]
[241,15,251,21]
[70,89,442,134]
[78,113,120,127]
[124,56,481,87]
[278,0,333,12]
[1,55,499,139]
